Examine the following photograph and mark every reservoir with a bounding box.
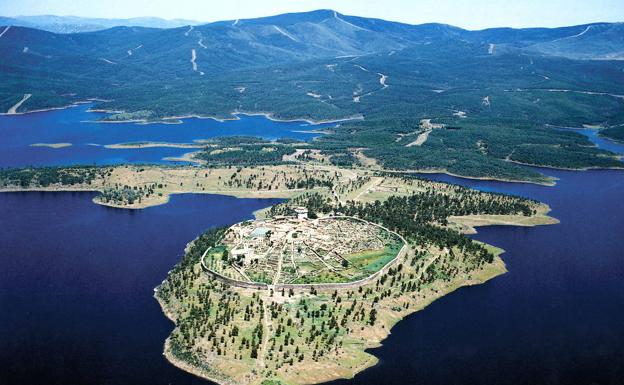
[329,135,624,385]
[0,104,329,167]
[0,108,623,385]
[0,192,282,385]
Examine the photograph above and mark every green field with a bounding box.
[345,243,403,275]
[291,241,404,284]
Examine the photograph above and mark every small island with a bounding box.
[30,142,72,148]
[103,141,205,149]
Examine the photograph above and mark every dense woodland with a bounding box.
[0,166,105,187]
[311,117,622,181]
[2,15,624,182]
[98,183,162,205]
[601,126,624,143]
[189,136,306,166]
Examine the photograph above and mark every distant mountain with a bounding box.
[1,9,623,109]
[525,23,624,60]
[1,10,622,61]
[1,9,622,89]
[0,15,201,33]
[0,10,424,75]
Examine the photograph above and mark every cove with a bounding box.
[0,104,330,168]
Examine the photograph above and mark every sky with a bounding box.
[1,0,623,30]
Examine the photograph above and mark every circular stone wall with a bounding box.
[201,216,407,289]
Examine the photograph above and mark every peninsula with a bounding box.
[154,175,555,385]
[0,163,557,384]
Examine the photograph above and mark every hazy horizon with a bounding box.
[2,0,624,30]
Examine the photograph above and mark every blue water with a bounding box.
[1,111,624,385]
[554,127,624,155]
[0,104,329,167]
[328,136,624,385]
[0,193,282,385]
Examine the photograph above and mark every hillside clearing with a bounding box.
[6,93,32,114]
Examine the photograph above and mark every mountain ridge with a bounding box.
[0,15,202,33]
[2,10,620,33]
[2,10,622,62]
[1,9,623,183]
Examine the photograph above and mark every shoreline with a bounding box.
[104,142,205,149]
[146,171,556,383]
[151,198,557,385]
[0,186,299,210]
[0,184,557,221]
[449,204,559,235]
[380,167,557,186]
[290,129,332,134]
[30,142,73,149]
[2,97,363,126]
[162,151,203,164]
[436,169,556,186]
[597,133,624,144]
[93,111,365,126]
[4,101,620,182]
[234,111,365,126]
[0,98,111,117]
[0,165,558,202]
[506,159,624,172]
[0,162,559,384]
[162,338,240,385]
[547,123,624,148]
[91,194,171,210]
[153,286,233,385]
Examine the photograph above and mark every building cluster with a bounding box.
[213,208,399,284]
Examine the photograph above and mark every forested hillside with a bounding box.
[1,10,623,181]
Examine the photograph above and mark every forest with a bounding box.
[0,166,105,187]
[3,18,624,183]
[600,126,624,143]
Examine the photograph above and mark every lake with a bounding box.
[329,136,624,385]
[0,104,330,168]
[0,192,282,385]
[1,110,623,385]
